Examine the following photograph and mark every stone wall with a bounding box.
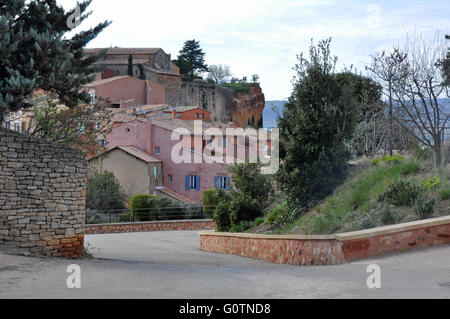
[0,128,86,258]
[200,216,450,266]
[85,219,215,235]
[180,80,265,127]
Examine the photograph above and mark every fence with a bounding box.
[86,205,214,225]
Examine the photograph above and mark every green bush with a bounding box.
[441,189,450,200]
[380,205,402,225]
[266,203,288,225]
[253,217,265,227]
[380,181,422,207]
[422,177,441,190]
[398,161,421,176]
[371,158,381,166]
[230,221,254,233]
[229,193,263,225]
[202,188,229,218]
[86,171,127,211]
[381,155,405,164]
[414,195,436,220]
[129,194,158,221]
[213,201,233,232]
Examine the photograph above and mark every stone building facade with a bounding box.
[0,128,86,258]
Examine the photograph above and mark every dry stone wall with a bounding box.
[0,128,86,258]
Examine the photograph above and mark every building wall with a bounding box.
[157,73,182,107]
[151,125,230,203]
[106,120,152,156]
[0,128,85,258]
[92,76,147,105]
[90,148,162,197]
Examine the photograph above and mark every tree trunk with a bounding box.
[435,135,442,168]
[388,86,393,156]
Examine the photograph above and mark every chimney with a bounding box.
[171,108,176,120]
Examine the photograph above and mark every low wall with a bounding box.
[0,128,86,259]
[200,216,450,266]
[85,219,216,235]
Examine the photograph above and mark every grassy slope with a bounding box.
[276,157,450,235]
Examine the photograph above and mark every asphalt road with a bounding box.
[0,230,449,299]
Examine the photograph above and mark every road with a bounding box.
[0,230,449,299]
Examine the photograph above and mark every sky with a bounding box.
[58,0,450,100]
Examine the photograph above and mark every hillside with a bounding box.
[261,154,450,235]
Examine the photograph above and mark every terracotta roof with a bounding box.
[89,145,160,164]
[85,76,131,87]
[164,106,210,113]
[155,187,196,204]
[93,58,151,65]
[117,146,161,163]
[85,48,162,55]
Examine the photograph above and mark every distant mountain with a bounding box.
[263,100,286,129]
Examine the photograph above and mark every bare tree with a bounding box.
[207,65,232,84]
[366,49,408,156]
[391,32,449,167]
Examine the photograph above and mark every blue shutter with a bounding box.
[223,137,227,147]
[196,176,200,191]
[214,177,219,188]
[225,177,230,190]
[185,175,190,190]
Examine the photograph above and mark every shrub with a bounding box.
[266,203,288,225]
[380,181,422,207]
[380,205,402,225]
[230,221,254,233]
[229,193,263,225]
[381,155,405,164]
[441,189,450,200]
[129,194,158,221]
[398,161,421,176]
[213,201,233,232]
[414,195,436,219]
[371,158,381,166]
[253,217,265,227]
[86,171,127,211]
[422,177,441,190]
[202,188,229,218]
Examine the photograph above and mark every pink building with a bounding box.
[85,76,165,107]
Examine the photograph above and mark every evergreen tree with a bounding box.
[277,39,359,213]
[175,39,208,79]
[128,54,133,76]
[0,0,111,122]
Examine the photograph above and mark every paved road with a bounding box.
[1,231,449,299]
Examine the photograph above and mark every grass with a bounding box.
[274,157,450,235]
[221,83,250,93]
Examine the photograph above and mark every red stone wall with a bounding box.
[200,218,450,266]
[85,220,215,235]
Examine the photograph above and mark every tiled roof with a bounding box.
[85,76,131,87]
[151,119,236,135]
[155,187,196,204]
[92,58,151,65]
[143,65,181,77]
[85,48,162,55]
[116,146,161,163]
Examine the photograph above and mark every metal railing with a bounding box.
[86,205,215,225]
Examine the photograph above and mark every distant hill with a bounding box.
[263,100,286,129]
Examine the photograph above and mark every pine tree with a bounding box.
[0,0,111,122]
[175,39,208,79]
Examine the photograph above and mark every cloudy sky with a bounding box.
[59,0,450,100]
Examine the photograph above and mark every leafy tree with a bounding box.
[207,64,231,83]
[24,93,113,155]
[137,64,146,80]
[0,0,111,122]
[129,194,158,221]
[251,74,260,83]
[277,38,359,213]
[443,35,450,86]
[175,39,208,79]
[86,171,127,212]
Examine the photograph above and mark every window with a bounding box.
[168,174,173,183]
[14,123,20,132]
[185,175,200,191]
[195,113,199,119]
[201,113,205,119]
[215,176,230,190]
[153,166,158,179]
[155,146,161,155]
[98,139,106,147]
[126,128,131,133]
